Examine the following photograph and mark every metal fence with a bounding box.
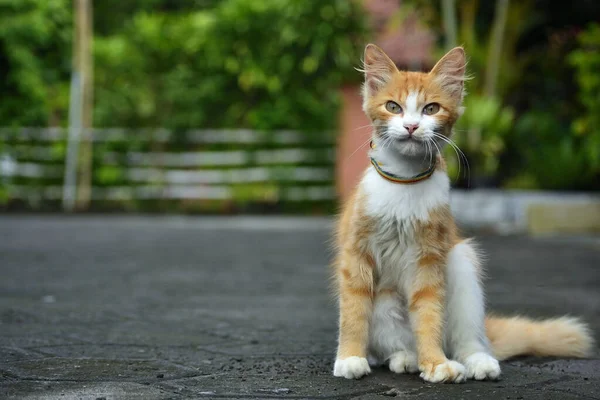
[0,128,336,212]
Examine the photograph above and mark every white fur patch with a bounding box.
[403,92,421,127]
[420,360,466,383]
[333,356,371,379]
[369,293,415,361]
[444,240,490,361]
[464,352,501,380]
[362,168,449,222]
[388,350,419,374]
[387,115,406,138]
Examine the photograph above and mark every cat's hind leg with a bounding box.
[445,240,501,380]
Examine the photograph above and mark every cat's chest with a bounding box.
[361,167,450,288]
[368,217,418,290]
[362,167,450,222]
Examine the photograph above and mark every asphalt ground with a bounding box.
[0,216,598,399]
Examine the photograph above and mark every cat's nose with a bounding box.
[404,123,419,135]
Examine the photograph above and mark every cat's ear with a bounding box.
[362,44,397,96]
[430,47,466,101]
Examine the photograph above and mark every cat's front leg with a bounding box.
[333,252,374,379]
[409,248,466,383]
[445,240,501,380]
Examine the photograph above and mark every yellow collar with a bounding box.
[369,141,437,184]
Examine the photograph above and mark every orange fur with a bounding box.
[409,206,460,373]
[486,316,594,360]
[334,191,375,360]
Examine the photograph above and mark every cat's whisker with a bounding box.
[443,137,470,182]
[432,132,470,185]
[426,139,433,167]
[346,135,376,161]
[385,136,395,151]
[430,138,444,169]
[421,139,427,164]
[380,134,393,151]
[432,134,461,180]
[352,123,378,132]
[345,122,389,161]
[439,138,466,178]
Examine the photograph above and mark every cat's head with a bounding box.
[361,44,466,157]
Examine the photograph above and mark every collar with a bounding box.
[369,141,437,184]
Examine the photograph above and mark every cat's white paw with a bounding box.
[388,351,419,374]
[333,356,371,379]
[464,352,501,380]
[419,360,466,383]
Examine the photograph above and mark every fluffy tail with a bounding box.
[485,315,595,361]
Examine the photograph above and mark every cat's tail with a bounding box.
[485,315,595,361]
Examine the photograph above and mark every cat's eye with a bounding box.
[385,101,403,114]
[423,103,440,115]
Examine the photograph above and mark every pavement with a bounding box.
[0,215,599,400]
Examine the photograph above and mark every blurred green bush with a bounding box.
[0,0,72,126]
[421,1,600,190]
[448,95,514,181]
[503,23,600,191]
[569,24,600,178]
[0,0,367,132]
[1,0,599,195]
[93,0,367,133]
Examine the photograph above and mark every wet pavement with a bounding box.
[0,216,598,399]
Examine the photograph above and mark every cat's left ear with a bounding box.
[430,47,466,101]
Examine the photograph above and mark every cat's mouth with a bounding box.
[389,135,430,156]
[393,135,425,143]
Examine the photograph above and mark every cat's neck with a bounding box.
[369,138,438,178]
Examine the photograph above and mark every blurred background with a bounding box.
[0,0,599,230]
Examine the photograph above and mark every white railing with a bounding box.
[0,128,336,209]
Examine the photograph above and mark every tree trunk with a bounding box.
[441,0,457,50]
[75,0,94,210]
[484,0,510,98]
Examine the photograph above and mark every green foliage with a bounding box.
[448,94,514,179]
[93,0,368,132]
[2,0,599,200]
[421,1,599,190]
[416,0,529,183]
[508,110,595,190]
[93,0,220,36]
[95,165,123,186]
[504,23,600,191]
[413,0,534,98]
[0,0,72,126]
[568,23,600,171]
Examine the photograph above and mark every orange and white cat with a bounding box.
[332,44,593,383]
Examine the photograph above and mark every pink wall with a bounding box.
[336,85,371,201]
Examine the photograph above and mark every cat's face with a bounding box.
[362,45,466,157]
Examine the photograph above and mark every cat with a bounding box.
[332,44,594,383]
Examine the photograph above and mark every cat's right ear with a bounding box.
[429,47,466,101]
[362,44,397,96]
